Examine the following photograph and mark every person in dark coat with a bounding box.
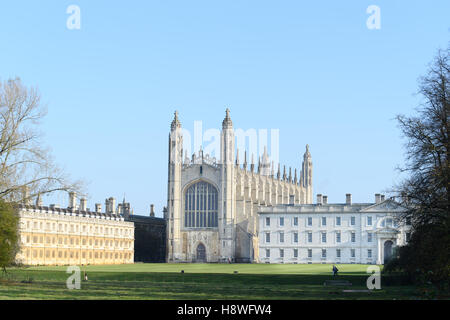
[332,265,338,276]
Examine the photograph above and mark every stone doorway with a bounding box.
[384,240,394,264]
[196,243,206,262]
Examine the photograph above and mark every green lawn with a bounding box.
[0,263,420,300]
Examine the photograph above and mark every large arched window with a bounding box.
[184,181,218,228]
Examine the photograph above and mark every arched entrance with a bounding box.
[384,240,394,264]
[196,243,206,262]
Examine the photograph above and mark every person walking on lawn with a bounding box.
[332,265,339,277]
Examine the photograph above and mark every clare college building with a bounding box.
[15,193,135,266]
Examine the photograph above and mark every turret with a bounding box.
[167,110,183,262]
[301,144,313,203]
[243,151,247,170]
[277,163,281,180]
[260,146,270,176]
[220,108,235,261]
[271,161,274,178]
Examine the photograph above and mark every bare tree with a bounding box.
[389,46,449,288]
[395,47,449,226]
[0,77,83,204]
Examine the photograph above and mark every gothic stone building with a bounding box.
[166,109,313,263]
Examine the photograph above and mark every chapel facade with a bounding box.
[166,109,313,263]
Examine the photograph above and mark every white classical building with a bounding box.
[258,194,411,265]
[166,109,313,263]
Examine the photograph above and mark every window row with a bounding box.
[264,231,374,244]
[265,248,373,259]
[23,249,132,260]
[23,236,132,248]
[23,221,132,236]
[265,216,373,228]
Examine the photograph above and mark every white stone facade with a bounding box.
[166,110,313,263]
[258,195,411,265]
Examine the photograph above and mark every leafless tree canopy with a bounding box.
[396,47,449,226]
[0,78,82,204]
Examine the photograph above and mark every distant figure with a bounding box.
[332,265,339,277]
[84,271,88,281]
[228,258,231,264]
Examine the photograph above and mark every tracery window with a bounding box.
[184,181,218,228]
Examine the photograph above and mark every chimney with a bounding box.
[163,207,168,219]
[36,193,43,207]
[150,204,155,217]
[80,198,87,211]
[375,193,381,204]
[380,194,385,202]
[23,186,31,205]
[109,197,116,214]
[68,192,77,209]
[322,195,328,205]
[346,193,352,205]
[317,194,323,205]
[95,203,102,213]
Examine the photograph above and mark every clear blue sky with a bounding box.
[1,1,449,217]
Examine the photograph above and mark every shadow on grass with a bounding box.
[0,268,420,300]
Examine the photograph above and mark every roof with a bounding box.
[124,214,166,225]
[17,204,127,221]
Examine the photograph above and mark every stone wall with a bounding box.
[126,215,166,263]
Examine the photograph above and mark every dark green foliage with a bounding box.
[0,200,20,272]
[386,224,450,290]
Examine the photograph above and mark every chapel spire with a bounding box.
[277,163,281,180]
[243,151,247,170]
[171,110,181,130]
[222,108,233,129]
[260,146,270,176]
[250,154,255,172]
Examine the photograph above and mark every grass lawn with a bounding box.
[0,263,420,300]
